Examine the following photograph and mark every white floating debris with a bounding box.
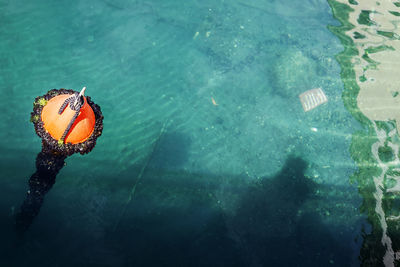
[299,88,328,112]
[311,127,318,132]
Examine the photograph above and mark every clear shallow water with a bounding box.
[0,0,365,266]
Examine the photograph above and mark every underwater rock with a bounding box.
[272,48,317,98]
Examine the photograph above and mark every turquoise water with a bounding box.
[0,0,364,266]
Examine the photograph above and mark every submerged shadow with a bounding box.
[149,131,191,170]
[108,155,355,266]
[229,156,353,266]
[6,150,357,266]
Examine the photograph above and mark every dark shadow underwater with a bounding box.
[2,130,359,266]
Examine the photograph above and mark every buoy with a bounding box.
[16,87,104,234]
[31,87,103,155]
[41,87,95,144]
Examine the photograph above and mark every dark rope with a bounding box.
[16,88,95,236]
[58,97,72,115]
[57,93,84,142]
[15,151,67,234]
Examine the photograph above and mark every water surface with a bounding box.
[0,0,364,266]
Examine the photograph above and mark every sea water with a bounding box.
[0,0,369,266]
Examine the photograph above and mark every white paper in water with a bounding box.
[299,88,328,112]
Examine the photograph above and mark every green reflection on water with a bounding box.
[328,0,400,266]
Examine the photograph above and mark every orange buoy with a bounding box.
[31,87,103,156]
[41,94,95,144]
[18,87,103,233]
[41,88,95,144]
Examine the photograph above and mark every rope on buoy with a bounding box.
[57,87,86,143]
